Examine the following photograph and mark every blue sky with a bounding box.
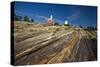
[14,1,97,27]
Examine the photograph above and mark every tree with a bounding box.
[54,22,59,26]
[64,24,70,26]
[14,16,19,21]
[31,19,34,22]
[14,16,22,21]
[86,26,97,31]
[79,24,83,28]
[24,16,29,22]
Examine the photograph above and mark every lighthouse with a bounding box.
[65,20,68,25]
[64,17,68,25]
[47,14,54,26]
[50,14,52,20]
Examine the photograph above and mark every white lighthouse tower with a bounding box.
[65,20,68,25]
[65,20,68,24]
[64,17,68,25]
[50,14,52,20]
